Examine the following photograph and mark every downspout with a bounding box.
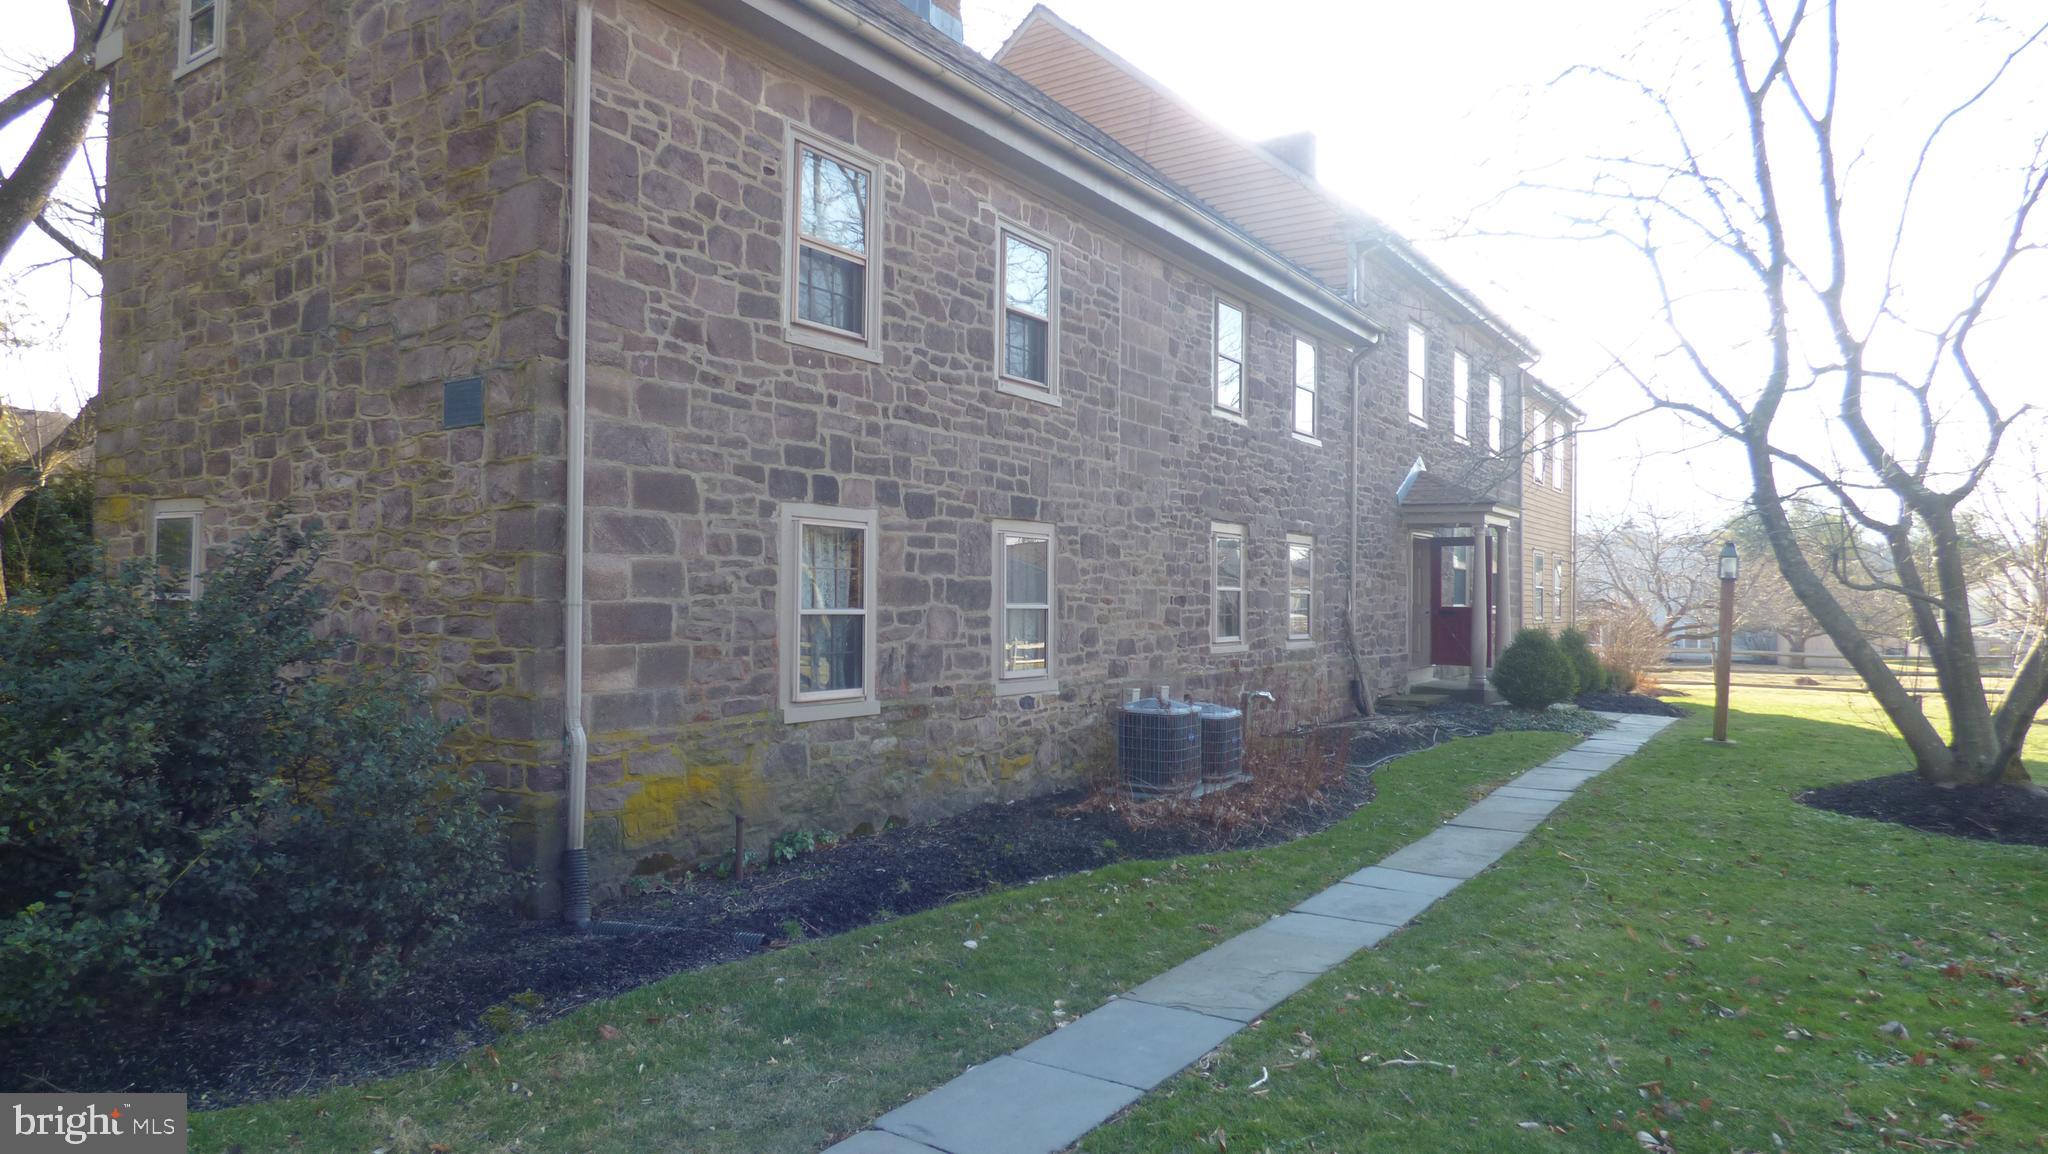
[561,0,594,930]
[1347,339,1375,718]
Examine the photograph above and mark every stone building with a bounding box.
[91,0,1580,912]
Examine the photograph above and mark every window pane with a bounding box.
[800,523,864,610]
[1407,327,1427,419]
[190,2,217,54]
[1289,593,1311,639]
[1215,535,1242,586]
[1294,340,1316,389]
[1216,301,1243,361]
[797,246,865,334]
[1289,543,1312,589]
[1216,590,1242,641]
[1004,534,1049,604]
[1453,355,1470,439]
[798,614,864,693]
[1216,359,1241,412]
[1004,608,1049,675]
[1293,386,1315,435]
[1005,312,1048,383]
[1441,544,1470,608]
[800,148,868,253]
[156,515,195,595]
[1003,235,1049,315]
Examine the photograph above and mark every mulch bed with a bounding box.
[1799,773,2048,847]
[1576,691,1686,717]
[0,704,1599,1109]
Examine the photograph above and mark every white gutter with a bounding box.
[764,0,1379,346]
[562,0,594,927]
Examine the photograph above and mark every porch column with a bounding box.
[1468,525,1490,702]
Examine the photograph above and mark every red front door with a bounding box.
[1428,536,1497,666]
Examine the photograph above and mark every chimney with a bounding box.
[897,0,965,42]
[1261,132,1317,179]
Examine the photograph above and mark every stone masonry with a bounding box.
[95,0,1569,908]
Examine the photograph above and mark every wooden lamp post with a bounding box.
[1711,540,1738,743]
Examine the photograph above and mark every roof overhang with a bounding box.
[686,0,1383,346]
[1400,502,1519,531]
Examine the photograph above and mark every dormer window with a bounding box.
[177,0,223,77]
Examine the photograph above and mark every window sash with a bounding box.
[1215,300,1244,413]
[793,519,870,703]
[1293,339,1317,436]
[1533,552,1547,620]
[789,141,876,343]
[1486,375,1503,453]
[1452,353,1470,442]
[1214,531,1245,644]
[153,512,200,601]
[181,0,222,65]
[1406,325,1428,423]
[1287,539,1313,640]
[999,529,1053,680]
[1552,424,1567,489]
[1001,231,1053,388]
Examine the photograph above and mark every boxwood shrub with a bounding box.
[1492,628,1580,709]
[0,521,508,1030]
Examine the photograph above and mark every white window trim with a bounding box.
[783,131,885,364]
[1451,352,1470,444]
[1406,324,1428,427]
[1555,559,1568,620]
[1211,521,1249,654]
[1291,337,1320,444]
[150,498,205,601]
[1212,295,1246,422]
[1552,420,1569,490]
[1531,410,1547,483]
[1486,373,1503,454]
[1533,551,1547,622]
[996,219,1061,406]
[993,519,1058,696]
[173,0,225,80]
[1286,532,1314,648]
[779,503,881,724]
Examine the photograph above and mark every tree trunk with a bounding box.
[1787,636,1807,670]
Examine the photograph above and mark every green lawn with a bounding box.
[1081,687,2048,1152]
[192,730,1580,1153]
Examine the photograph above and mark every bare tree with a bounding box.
[1577,511,1722,645]
[1,0,105,266]
[1524,1,2048,786]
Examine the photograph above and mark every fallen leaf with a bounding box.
[597,1024,622,1042]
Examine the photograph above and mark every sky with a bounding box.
[4,0,2043,525]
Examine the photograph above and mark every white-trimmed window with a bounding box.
[1214,298,1245,417]
[785,135,881,361]
[1486,374,1503,453]
[1452,353,1470,443]
[780,504,880,723]
[1286,533,1314,644]
[151,499,204,600]
[999,225,1058,402]
[1212,522,1247,651]
[176,0,223,77]
[994,520,1057,693]
[1554,558,1567,619]
[1552,421,1568,490]
[1532,412,1547,483]
[1292,338,1318,439]
[1533,550,1547,621]
[1406,324,1428,425]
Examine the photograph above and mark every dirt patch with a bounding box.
[0,705,1604,1109]
[1799,773,2048,847]
[1576,691,1686,717]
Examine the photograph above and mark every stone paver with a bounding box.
[1513,766,1600,792]
[1294,879,1440,925]
[872,1056,1141,1154]
[1375,824,1527,879]
[1340,864,1465,897]
[824,1132,946,1154]
[829,715,1678,1154]
[1011,999,1241,1090]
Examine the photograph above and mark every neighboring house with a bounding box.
[91,0,1581,910]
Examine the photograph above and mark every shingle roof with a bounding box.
[1397,471,1509,510]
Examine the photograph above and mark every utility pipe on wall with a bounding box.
[561,0,595,929]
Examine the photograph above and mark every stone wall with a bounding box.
[93,0,577,883]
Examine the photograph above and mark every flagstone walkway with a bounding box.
[824,712,1678,1154]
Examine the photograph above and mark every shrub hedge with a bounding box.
[1492,628,1580,709]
